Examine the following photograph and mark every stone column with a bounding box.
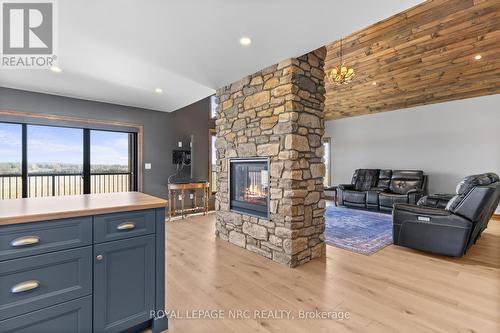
[215,47,326,267]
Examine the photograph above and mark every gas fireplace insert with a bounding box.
[229,158,270,219]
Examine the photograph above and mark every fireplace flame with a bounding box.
[245,184,266,198]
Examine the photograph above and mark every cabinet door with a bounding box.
[93,235,155,333]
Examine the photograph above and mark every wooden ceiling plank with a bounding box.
[324,0,500,119]
[327,14,500,70]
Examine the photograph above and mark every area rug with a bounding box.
[324,205,393,255]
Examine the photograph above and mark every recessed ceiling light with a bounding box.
[239,37,252,46]
[474,54,482,60]
[155,88,163,94]
[372,81,377,85]
[50,66,62,73]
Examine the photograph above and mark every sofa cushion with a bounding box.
[379,192,409,208]
[343,190,366,204]
[353,169,379,191]
[389,170,424,195]
[377,170,392,189]
[366,190,380,206]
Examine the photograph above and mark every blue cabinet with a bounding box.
[0,208,166,333]
[0,247,92,321]
[0,217,92,261]
[93,235,155,333]
[0,296,92,333]
[94,210,155,244]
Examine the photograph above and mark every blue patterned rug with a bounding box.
[324,205,393,255]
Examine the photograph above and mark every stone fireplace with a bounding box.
[215,47,326,267]
[229,158,270,219]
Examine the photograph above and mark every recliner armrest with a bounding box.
[405,188,426,205]
[417,193,455,208]
[394,203,450,216]
[337,184,354,191]
[370,186,387,192]
[393,203,473,256]
[393,204,472,228]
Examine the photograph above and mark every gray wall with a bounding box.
[168,96,216,209]
[169,97,215,182]
[0,87,214,200]
[325,94,500,212]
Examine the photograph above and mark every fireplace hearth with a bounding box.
[229,158,269,218]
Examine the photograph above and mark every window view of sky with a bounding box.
[0,123,22,164]
[211,134,217,166]
[210,95,217,118]
[91,130,129,166]
[28,125,83,165]
[0,123,130,174]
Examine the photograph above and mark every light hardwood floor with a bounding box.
[165,212,500,333]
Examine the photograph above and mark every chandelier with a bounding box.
[326,38,355,85]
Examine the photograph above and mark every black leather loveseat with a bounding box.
[393,173,500,256]
[337,169,427,212]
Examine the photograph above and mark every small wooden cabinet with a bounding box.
[0,201,166,333]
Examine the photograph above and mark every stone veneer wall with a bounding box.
[214,48,327,267]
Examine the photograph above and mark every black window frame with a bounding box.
[0,120,138,198]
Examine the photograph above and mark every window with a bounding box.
[0,121,138,199]
[323,137,331,187]
[209,129,217,193]
[28,125,83,197]
[0,123,22,199]
[210,95,217,119]
[91,130,134,193]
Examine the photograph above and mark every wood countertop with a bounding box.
[0,192,167,226]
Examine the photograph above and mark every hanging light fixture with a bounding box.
[326,37,355,85]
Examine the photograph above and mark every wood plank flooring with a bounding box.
[164,212,500,332]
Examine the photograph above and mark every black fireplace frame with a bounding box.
[228,157,270,219]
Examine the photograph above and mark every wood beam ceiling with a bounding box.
[324,0,500,120]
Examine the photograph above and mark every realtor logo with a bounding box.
[1,0,57,69]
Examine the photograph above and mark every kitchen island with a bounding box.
[0,192,167,333]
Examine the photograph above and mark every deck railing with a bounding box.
[0,172,131,199]
[0,175,22,199]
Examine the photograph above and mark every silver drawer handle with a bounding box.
[116,222,136,231]
[11,280,40,293]
[10,236,40,247]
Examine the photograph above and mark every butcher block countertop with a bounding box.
[0,192,167,226]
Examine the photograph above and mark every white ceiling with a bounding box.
[0,0,422,112]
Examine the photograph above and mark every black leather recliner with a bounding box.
[337,169,380,208]
[393,173,500,256]
[337,169,427,212]
[379,171,427,212]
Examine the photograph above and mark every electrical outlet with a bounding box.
[178,141,182,148]
[189,193,194,199]
[145,163,152,170]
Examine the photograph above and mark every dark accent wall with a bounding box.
[169,97,215,181]
[0,87,214,200]
[168,96,216,209]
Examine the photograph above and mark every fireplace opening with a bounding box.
[229,158,269,219]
